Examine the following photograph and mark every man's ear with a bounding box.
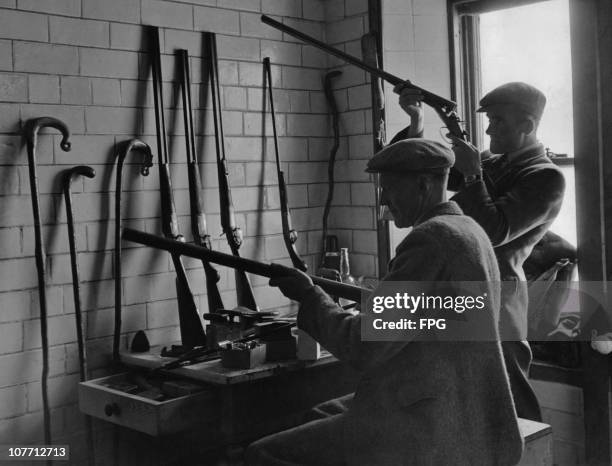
[520,116,537,136]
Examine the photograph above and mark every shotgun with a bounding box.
[204,32,259,312]
[123,227,368,303]
[260,15,468,142]
[149,26,206,348]
[177,48,225,315]
[263,57,307,272]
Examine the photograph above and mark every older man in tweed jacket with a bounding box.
[245,139,523,466]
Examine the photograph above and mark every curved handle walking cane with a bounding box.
[319,71,342,269]
[62,166,95,380]
[23,117,71,450]
[114,140,153,364]
[62,165,95,466]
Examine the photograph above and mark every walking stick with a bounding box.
[113,140,153,364]
[319,70,342,269]
[62,165,95,466]
[23,117,71,450]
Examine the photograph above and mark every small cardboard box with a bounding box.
[220,343,266,369]
[296,329,322,360]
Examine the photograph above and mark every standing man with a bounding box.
[395,82,566,421]
[246,139,523,466]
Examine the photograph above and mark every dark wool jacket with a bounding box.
[298,202,523,466]
[391,129,565,340]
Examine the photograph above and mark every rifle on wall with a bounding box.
[177,48,225,315]
[123,228,368,303]
[263,57,307,272]
[260,15,468,142]
[203,32,259,312]
[149,26,207,348]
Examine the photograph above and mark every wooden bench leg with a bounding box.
[517,418,553,466]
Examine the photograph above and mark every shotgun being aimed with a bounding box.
[122,228,368,303]
[260,15,468,142]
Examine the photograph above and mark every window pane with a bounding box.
[479,0,574,157]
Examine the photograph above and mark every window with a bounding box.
[452,0,577,245]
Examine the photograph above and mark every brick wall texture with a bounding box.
[0,0,376,461]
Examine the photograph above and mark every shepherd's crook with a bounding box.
[24,117,71,448]
[113,140,153,364]
[62,165,95,466]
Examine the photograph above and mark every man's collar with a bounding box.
[505,141,544,164]
[414,200,463,226]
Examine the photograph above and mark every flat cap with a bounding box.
[477,82,546,119]
[366,139,454,173]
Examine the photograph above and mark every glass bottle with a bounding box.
[339,248,356,308]
[339,248,356,286]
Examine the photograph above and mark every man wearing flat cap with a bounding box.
[246,139,522,466]
[395,82,566,422]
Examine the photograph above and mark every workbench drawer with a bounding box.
[78,373,217,436]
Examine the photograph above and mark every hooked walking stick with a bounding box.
[62,165,95,466]
[319,71,342,269]
[114,140,153,363]
[263,57,307,272]
[177,49,225,315]
[149,26,207,348]
[24,117,71,448]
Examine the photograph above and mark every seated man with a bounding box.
[246,139,523,466]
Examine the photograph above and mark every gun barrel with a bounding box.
[123,228,368,303]
[261,15,456,111]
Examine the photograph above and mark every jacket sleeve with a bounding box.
[297,230,443,371]
[451,165,565,247]
[389,125,423,144]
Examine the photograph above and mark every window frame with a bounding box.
[448,0,575,168]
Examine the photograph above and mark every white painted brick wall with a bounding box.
[0,0,378,456]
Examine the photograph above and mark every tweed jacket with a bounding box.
[451,144,565,340]
[391,130,566,340]
[298,202,523,466]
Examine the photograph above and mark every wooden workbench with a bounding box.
[120,347,360,445]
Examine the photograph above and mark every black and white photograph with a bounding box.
[0,0,609,464]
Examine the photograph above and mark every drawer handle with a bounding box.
[104,403,121,417]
